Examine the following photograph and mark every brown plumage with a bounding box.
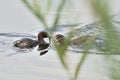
[54,34,90,45]
[14,31,50,49]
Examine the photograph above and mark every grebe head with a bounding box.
[55,34,65,43]
[38,31,50,41]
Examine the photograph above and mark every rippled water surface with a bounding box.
[1,16,120,80]
[0,0,120,79]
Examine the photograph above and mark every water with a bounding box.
[0,32,68,80]
[1,18,120,80]
[0,0,120,80]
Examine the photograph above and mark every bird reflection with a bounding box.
[38,42,50,56]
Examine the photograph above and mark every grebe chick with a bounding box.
[54,34,90,45]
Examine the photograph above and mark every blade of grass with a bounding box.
[90,0,120,54]
[54,39,70,70]
[91,1,120,80]
[46,0,52,14]
[33,0,40,13]
[53,30,74,79]
[73,35,96,80]
[22,0,48,28]
[51,0,66,31]
[107,58,120,80]
[54,39,73,79]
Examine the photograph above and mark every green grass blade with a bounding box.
[46,0,52,14]
[73,35,96,80]
[52,0,66,31]
[22,0,48,27]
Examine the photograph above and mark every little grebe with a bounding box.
[54,34,90,45]
[14,31,50,49]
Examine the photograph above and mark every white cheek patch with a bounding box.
[44,38,50,43]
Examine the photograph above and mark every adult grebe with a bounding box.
[14,31,50,49]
